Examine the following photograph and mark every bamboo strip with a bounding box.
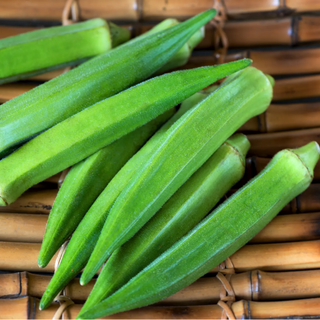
[2,295,320,319]
[240,102,320,132]
[2,268,320,304]
[247,156,320,181]
[0,189,55,214]
[2,211,320,244]
[247,127,320,157]
[2,240,320,273]
[0,83,36,103]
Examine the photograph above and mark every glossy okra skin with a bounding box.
[39,91,203,311]
[79,142,320,319]
[0,60,250,206]
[79,134,249,313]
[81,66,272,284]
[38,110,174,268]
[0,9,215,157]
[0,19,127,84]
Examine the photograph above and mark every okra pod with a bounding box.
[39,90,206,310]
[0,9,215,157]
[79,141,320,319]
[0,19,129,85]
[81,66,272,284]
[79,134,249,314]
[0,60,250,206]
[38,110,174,268]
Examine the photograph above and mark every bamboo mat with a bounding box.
[1,1,320,319]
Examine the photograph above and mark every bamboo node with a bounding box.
[210,0,228,64]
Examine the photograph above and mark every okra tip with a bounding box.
[291,141,320,177]
[0,195,8,206]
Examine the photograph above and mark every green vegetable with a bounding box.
[0,19,129,85]
[0,9,215,158]
[80,66,272,284]
[0,59,250,206]
[38,110,174,268]
[79,141,320,319]
[39,87,212,310]
[79,134,249,314]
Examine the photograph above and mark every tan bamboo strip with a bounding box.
[247,156,320,181]
[0,213,47,242]
[0,0,139,21]
[240,102,320,133]
[2,240,320,273]
[0,83,36,103]
[273,74,320,101]
[3,268,320,304]
[247,127,320,157]
[0,189,56,214]
[2,211,320,244]
[252,212,320,243]
[299,16,320,43]
[2,295,320,319]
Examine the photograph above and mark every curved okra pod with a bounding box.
[79,141,320,319]
[0,60,250,206]
[0,9,215,157]
[38,110,174,268]
[80,66,272,284]
[39,96,207,310]
[79,134,250,314]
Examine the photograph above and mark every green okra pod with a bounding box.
[80,66,272,284]
[38,110,174,268]
[0,19,129,85]
[79,134,250,314]
[79,141,320,319]
[39,89,205,310]
[0,9,215,158]
[0,60,250,206]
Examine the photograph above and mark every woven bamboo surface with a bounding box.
[1,1,320,319]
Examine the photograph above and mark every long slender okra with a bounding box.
[79,141,320,319]
[39,90,205,310]
[0,60,250,206]
[0,19,129,85]
[38,19,204,266]
[80,66,272,284]
[38,110,174,268]
[0,9,215,157]
[79,134,249,314]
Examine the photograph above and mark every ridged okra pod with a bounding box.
[79,141,320,319]
[81,66,272,284]
[0,60,250,206]
[39,90,205,310]
[38,110,174,268]
[0,19,129,85]
[79,134,250,314]
[0,9,215,157]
